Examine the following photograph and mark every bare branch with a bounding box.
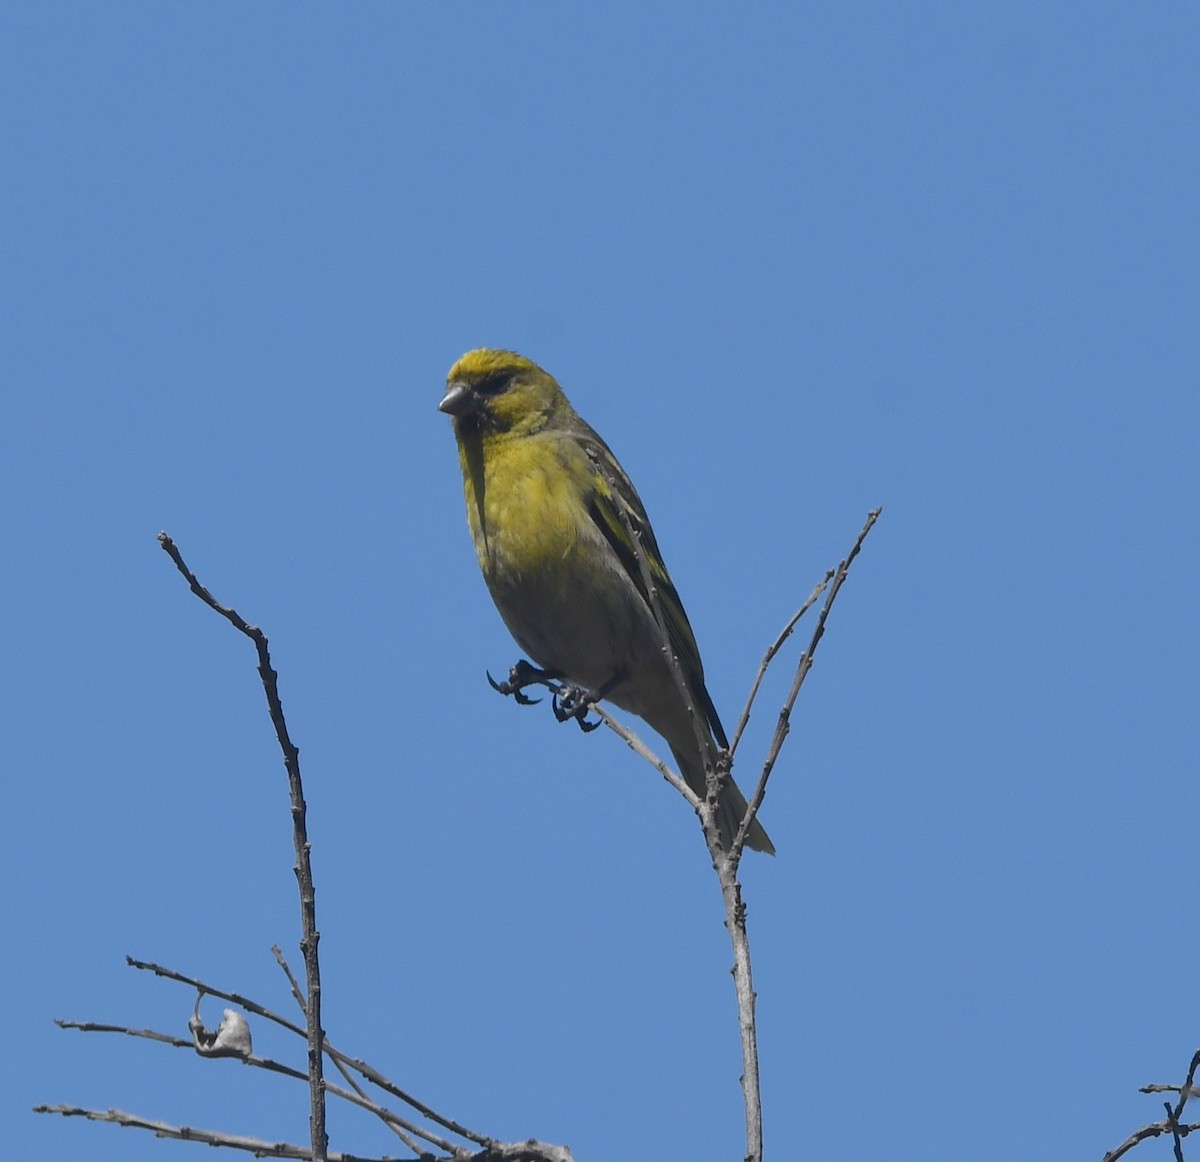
[55,1018,191,1048]
[591,475,776,1159]
[125,511,883,1162]
[582,499,881,1162]
[472,1145,577,1162]
[728,571,832,758]
[490,667,699,805]
[712,510,881,1162]
[1169,1049,1200,1127]
[738,507,882,845]
[33,1104,388,1160]
[128,956,308,1040]
[1101,1121,1200,1162]
[271,946,428,1157]
[57,1014,323,1089]
[157,532,328,1161]
[1102,1049,1200,1162]
[127,953,494,1150]
[34,1104,574,1162]
[581,479,770,1162]
[589,705,698,805]
[54,1008,480,1155]
[41,538,579,1162]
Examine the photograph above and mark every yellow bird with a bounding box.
[440,349,775,855]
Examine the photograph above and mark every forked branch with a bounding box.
[156,532,329,1162]
[37,536,574,1162]
[491,506,882,1162]
[1102,1048,1200,1162]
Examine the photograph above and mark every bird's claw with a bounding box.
[552,684,603,733]
[487,660,547,706]
[488,661,605,732]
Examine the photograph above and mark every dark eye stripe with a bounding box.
[474,371,512,395]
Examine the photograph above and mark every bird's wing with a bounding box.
[578,430,729,750]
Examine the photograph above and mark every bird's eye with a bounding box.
[474,372,512,396]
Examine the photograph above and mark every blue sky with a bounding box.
[3,4,1197,1160]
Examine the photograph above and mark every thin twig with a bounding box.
[127,958,308,1038]
[599,474,757,1159]
[57,1018,299,1081]
[322,1046,490,1147]
[41,536,574,1162]
[55,1019,191,1048]
[589,705,698,804]
[54,1007,476,1154]
[157,532,328,1162]
[271,946,428,1157]
[738,507,882,846]
[1170,1050,1200,1129]
[591,492,879,1162]
[490,672,697,805]
[35,1104,574,1162]
[1102,1049,1200,1162]
[487,507,882,1162]
[1101,1121,1200,1162]
[129,954,492,1150]
[728,571,833,758]
[33,1104,389,1161]
[726,509,881,1159]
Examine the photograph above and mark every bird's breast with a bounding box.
[457,433,644,688]
[460,434,580,574]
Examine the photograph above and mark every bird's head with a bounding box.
[439,348,568,437]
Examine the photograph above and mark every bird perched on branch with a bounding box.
[439,348,774,855]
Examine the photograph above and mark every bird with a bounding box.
[439,348,774,855]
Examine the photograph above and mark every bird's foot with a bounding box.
[551,683,604,733]
[487,660,553,706]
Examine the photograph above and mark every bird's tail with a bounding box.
[671,745,776,856]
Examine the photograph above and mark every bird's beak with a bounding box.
[438,381,477,416]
